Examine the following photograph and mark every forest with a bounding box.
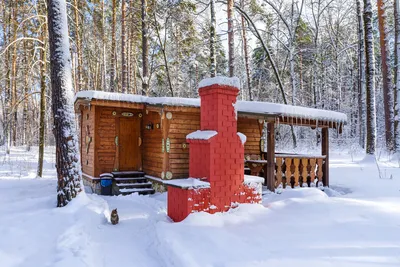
[1,0,400,175]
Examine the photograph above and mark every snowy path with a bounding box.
[1,147,400,267]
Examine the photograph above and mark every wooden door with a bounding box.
[117,117,141,171]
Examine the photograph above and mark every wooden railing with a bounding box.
[274,154,326,188]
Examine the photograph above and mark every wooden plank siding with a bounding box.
[94,106,143,176]
[94,106,117,176]
[142,110,163,177]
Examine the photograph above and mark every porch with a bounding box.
[244,118,339,192]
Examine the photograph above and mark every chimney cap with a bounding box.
[198,76,240,90]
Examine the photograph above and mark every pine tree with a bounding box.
[46,0,82,207]
[228,0,234,77]
[377,0,394,151]
[394,0,400,153]
[142,0,149,95]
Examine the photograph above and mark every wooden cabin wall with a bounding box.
[237,117,263,156]
[94,106,117,176]
[81,106,95,176]
[167,111,200,179]
[142,110,163,177]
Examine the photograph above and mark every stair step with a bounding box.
[112,171,145,178]
[119,188,155,195]
[114,177,147,182]
[116,182,152,188]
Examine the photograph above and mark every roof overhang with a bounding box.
[74,90,347,131]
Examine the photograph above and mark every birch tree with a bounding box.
[356,0,366,148]
[363,0,376,155]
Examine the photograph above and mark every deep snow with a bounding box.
[1,147,400,267]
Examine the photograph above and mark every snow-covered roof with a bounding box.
[75,90,347,125]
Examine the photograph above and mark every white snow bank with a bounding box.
[186,130,218,140]
[3,147,400,267]
[164,178,210,189]
[198,76,241,89]
[244,175,264,184]
[237,132,247,144]
[75,90,347,124]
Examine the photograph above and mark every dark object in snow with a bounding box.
[100,176,113,195]
[111,208,119,225]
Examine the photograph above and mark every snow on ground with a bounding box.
[1,146,400,267]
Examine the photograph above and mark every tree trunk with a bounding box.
[121,0,127,93]
[74,0,83,92]
[228,0,234,77]
[240,0,252,100]
[11,1,18,147]
[210,0,217,77]
[236,5,297,148]
[356,0,366,148]
[102,0,107,91]
[22,28,29,146]
[110,0,117,92]
[141,0,149,95]
[395,0,400,153]
[154,14,174,97]
[377,0,394,151]
[47,0,82,207]
[363,0,377,155]
[4,1,12,154]
[37,23,47,178]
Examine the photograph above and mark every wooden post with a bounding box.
[264,122,275,191]
[321,127,329,187]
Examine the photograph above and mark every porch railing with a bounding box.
[274,154,326,188]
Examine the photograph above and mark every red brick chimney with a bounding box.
[167,77,262,222]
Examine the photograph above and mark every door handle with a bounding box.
[115,136,119,146]
[138,136,142,147]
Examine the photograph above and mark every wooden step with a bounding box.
[119,188,155,195]
[111,171,145,178]
[116,182,152,189]
[114,177,147,182]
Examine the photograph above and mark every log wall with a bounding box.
[142,110,163,177]
[237,117,263,156]
[94,106,117,176]
[167,110,200,179]
[78,103,263,179]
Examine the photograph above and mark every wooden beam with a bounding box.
[161,111,171,179]
[264,122,275,191]
[90,99,145,110]
[162,106,200,113]
[321,127,329,187]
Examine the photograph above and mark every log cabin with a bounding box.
[74,88,347,195]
